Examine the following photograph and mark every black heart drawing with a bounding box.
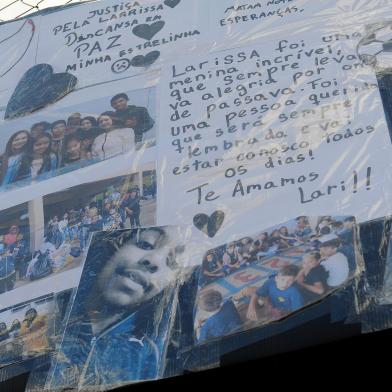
[5,64,77,120]
[193,211,225,238]
[130,51,160,67]
[164,0,181,8]
[132,21,165,41]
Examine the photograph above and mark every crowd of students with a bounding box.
[45,186,143,252]
[0,307,50,366]
[197,216,357,342]
[0,93,154,188]
[0,179,154,294]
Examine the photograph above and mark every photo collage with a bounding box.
[2,0,392,386]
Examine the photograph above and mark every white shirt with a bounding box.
[31,158,43,178]
[92,128,135,160]
[58,219,68,232]
[321,252,349,287]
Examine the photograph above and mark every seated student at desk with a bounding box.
[319,235,350,288]
[197,290,243,342]
[245,265,304,321]
[222,243,243,272]
[296,251,328,304]
[200,251,224,286]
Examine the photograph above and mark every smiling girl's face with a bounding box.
[11,132,29,153]
[97,228,181,309]
[33,136,50,156]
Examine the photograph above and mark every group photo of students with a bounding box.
[0,89,156,191]
[0,297,54,368]
[195,216,358,343]
[0,167,157,294]
[42,170,156,273]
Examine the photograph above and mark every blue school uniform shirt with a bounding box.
[256,276,304,312]
[0,256,15,278]
[49,291,175,390]
[198,300,242,343]
[1,155,22,185]
[294,226,312,238]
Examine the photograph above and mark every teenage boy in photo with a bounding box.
[246,265,304,321]
[296,251,328,304]
[319,235,350,288]
[110,93,154,143]
[197,290,242,343]
[61,134,82,168]
[123,189,141,228]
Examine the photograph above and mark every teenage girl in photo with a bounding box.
[1,130,31,185]
[13,133,57,183]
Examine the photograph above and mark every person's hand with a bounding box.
[296,269,305,283]
[246,305,258,321]
[125,118,138,128]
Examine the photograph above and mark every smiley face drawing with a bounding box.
[111,58,132,74]
[0,19,35,79]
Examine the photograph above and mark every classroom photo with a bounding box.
[194,216,359,343]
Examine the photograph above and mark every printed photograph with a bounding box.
[0,86,156,191]
[47,227,185,390]
[0,294,55,368]
[194,216,359,343]
[0,165,156,296]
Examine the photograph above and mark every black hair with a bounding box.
[24,308,38,328]
[4,130,30,156]
[10,319,21,332]
[279,264,300,277]
[51,120,66,129]
[81,116,98,128]
[199,290,223,312]
[31,122,51,133]
[15,133,54,181]
[305,251,321,262]
[320,238,341,249]
[61,133,82,164]
[320,226,331,235]
[1,130,31,183]
[111,93,129,105]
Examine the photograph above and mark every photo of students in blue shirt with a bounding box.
[247,265,304,321]
[193,216,359,345]
[197,290,243,343]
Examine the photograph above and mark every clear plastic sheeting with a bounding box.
[0,0,391,390]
